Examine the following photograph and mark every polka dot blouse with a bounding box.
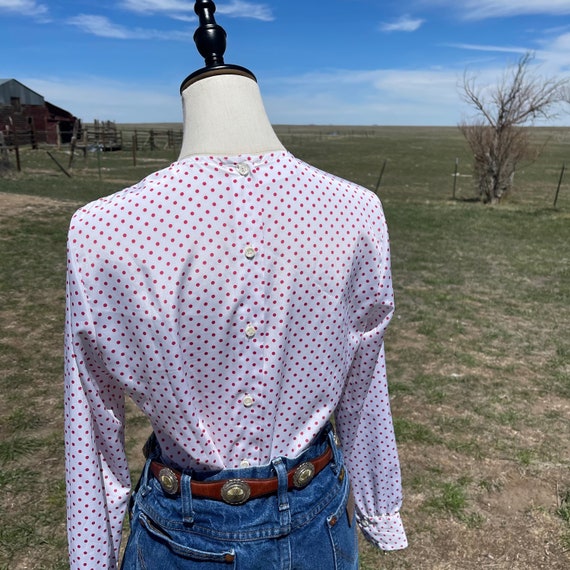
[64,151,407,568]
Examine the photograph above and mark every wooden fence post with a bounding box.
[83,128,88,164]
[0,132,9,170]
[374,159,387,193]
[29,118,38,149]
[452,157,459,199]
[553,162,565,208]
[96,146,102,180]
[10,124,22,172]
[132,134,137,167]
[68,120,80,169]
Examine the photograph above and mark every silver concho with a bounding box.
[221,479,251,505]
[158,467,179,495]
[293,462,315,489]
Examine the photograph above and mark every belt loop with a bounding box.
[272,458,291,516]
[181,473,195,525]
[139,455,155,497]
[327,424,342,476]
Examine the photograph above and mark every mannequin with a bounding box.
[63,2,406,569]
[178,72,285,158]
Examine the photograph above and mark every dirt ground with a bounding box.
[0,191,78,219]
[376,447,570,570]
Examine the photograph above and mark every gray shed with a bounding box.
[0,78,45,107]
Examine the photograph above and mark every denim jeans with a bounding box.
[120,425,358,570]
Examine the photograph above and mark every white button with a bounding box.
[244,246,256,260]
[237,163,250,176]
[240,459,250,468]
[242,394,254,408]
[245,324,257,338]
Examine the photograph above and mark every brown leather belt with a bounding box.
[150,446,333,505]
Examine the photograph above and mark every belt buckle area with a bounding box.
[293,461,315,489]
[221,479,251,505]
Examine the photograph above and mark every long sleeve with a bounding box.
[334,202,407,551]
[64,238,131,570]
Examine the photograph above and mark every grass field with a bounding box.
[0,125,569,569]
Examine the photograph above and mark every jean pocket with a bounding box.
[326,480,358,570]
[137,512,236,569]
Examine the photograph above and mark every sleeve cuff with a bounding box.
[356,511,408,551]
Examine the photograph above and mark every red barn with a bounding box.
[0,78,78,146]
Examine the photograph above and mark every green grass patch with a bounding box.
[393,418,441,445]
[556,490,570,524]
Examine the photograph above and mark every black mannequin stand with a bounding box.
[180,0,256,92]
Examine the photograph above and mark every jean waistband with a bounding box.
[134,424,346,528]
[142,422,341,484]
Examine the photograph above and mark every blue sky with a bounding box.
[2,0,570,125]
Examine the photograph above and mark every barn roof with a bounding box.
[46,100,76,121]
[0,79,45,106]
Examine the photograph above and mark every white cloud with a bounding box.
[544,32,570,53]
[380,15,424,32]
[426,0,570,20]
[534,32,570,72]
[263,56,567,126]
[120,0,274,21]
[67,15,133,39]
[169,14,196,23]
[264,68,464,125]
[120,0,194,13]
[18,76,183,123]
[446,30,570,70]
[446,43,529,55]
[0,0,47,18]
[67,14,192,41]
[217,1,274,22]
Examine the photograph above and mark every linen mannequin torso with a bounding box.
[178,73,285,158]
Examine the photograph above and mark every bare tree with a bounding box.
[459,52,568,204]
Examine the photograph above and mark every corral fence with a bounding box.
[80,121,183,152]
[0,119,183,153]
[0,120,184,172]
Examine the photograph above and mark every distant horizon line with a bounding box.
[91,123,569,130]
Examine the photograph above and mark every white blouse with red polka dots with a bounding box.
[64,151,407,569]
